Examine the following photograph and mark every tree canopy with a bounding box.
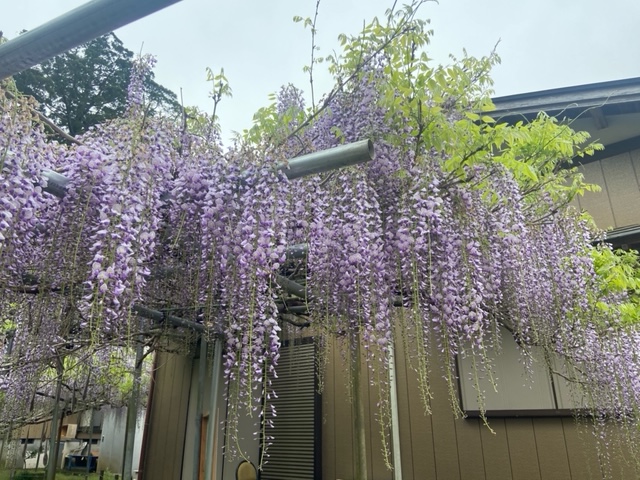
[12,33,180,137]
[0,0,639,473]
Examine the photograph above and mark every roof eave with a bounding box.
[490,77,640,118]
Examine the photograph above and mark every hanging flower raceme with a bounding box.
[0,92,59,284]
[4,17,640,471]
[47,57,177,337]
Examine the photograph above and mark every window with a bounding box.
[457,327,582,416]
[260,339,320,480]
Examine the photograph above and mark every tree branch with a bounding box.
[4,89,82,145]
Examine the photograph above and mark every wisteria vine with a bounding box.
[1,3,639,473]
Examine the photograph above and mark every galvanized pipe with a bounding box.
[285,243,307,260]
[41,139,374,198]
[274,274,309,301]
[132,304,204,333]
[277,139,374,179]
[42,170,70,198]
[0,0,182,80]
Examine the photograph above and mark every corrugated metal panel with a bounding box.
[261,342,317,480]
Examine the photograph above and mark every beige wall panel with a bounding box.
[62,413,79,426]
[392,335,415,479]
[480,418,513,480]
[18,422,46,439]
[332,342,354,480]
[551,356,587,410]
[364,360,390,479]
[431,400,461,479]
[430,347,461,479]
[321,341,336,480]
[505,418,542,480]
[576,161,616,229]
[599,152,640,228]
[402,339,436,480]
[142,351,193,480]
[454,417,486,480]
[532,418,571,480]
[562,418,604,480]
[143,352,173,478]
[602,422,639,480]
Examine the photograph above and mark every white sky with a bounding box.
[3,0,640,141]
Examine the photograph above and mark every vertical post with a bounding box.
[35,422,48,469]
[17,424,31,475]
[388,343,403,480]
[203,337,223,480]
[85,407,94,479]
[0,330,15,469]
[122,342,144,480]
[352,333,367,480]
[46,360,64,480]
[0,423,10,470]
[192,339,207,480]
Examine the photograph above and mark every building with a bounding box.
[140,77,640,480]
[2,406,144,477]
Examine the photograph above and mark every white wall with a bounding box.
[98,406,146,476]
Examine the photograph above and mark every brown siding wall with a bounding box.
[576,148,640,230]
[140,350,193,480]
[322,335,638,480]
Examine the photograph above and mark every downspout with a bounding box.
[203,337,223,480]
[352,332,367,480]
[388,343,403,480]
[192,339,207,480]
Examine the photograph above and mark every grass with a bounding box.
[0,470,120,480]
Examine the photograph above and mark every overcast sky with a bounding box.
[4,0,640,141]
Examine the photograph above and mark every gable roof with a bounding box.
[490,78,640,248]
[491,77,640,154]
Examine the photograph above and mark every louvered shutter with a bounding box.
[261,341,319,480]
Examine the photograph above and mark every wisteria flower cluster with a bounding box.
[0,4,639,470]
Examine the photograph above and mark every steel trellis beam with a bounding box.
[0,0,182,80]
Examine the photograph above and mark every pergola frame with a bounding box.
[0,2,381,479]
[0,0,182,80]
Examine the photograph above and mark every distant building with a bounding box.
[2,405,144,477]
